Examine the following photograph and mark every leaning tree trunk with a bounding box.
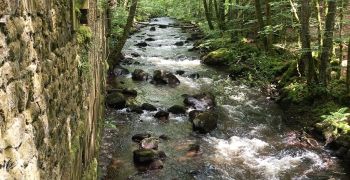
[254,0,267,50]
[319,0,337,85]
[300,0,315,84]
[203,0,215,29]
[110,0,138,69]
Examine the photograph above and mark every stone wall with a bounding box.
[0,0,107,179]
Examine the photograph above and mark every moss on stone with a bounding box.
[202,48,231,66]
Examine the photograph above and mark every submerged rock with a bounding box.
[106,92,126,109]
[202,48,230,66]
[141,137,159,150]
[152,70,180,86]
[192,111,218,133]
[132,133,151,143]
[149,160,164,170]
[128,105,143,114]
[168,105,186,114]
[113,67,129,76]
[175,70,185,75]
[141,103,157,111]
[189,110,203,122]
[133,149,159,163]
[132,69,148,81]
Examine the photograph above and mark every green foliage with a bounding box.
[317,108,350,137]
[110,7,128,40]
[283,81,310,103]
[97,0,108,11]
[77,25,92,45]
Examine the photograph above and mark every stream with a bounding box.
[99,17,348,180]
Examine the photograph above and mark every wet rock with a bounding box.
[184,93,216,110]
[168,105,186,114]
[158,24,167,29]
[141,103,157,111]
[131,52,140,57]
[192,111,218,133]
[152,70,180,86]
[122,89,137,97]
[202,48,230,66]
[175,70,185,75]
[106,92,126,109]
[149,160,164,170]
[141,137,159,150]
[150,26,156,31]
[132,69,148,81]
[132,133,151,143]
[135,42,148,47]
[189,73,200,79]
[128,105,143,114]
[154,110,169,120]
[157,151,167,160]
[133,149,159,163]
[189,110,203,122]
[113,67,129,76]
[159,134,169,140]
[174,41,184,46]
[145,37,156,41]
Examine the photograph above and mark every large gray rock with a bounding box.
[184,93,215,110]
[132,133,151,143]
[141,137,159,150]
[192,111,218,133]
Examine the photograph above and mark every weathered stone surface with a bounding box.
[141,137,159,150]
[202,48,230,66]
[133,149,159,163]
[141,103,157,111]
[132,69,148,81]
[0,0,107,179]
[154,110,169,120]
[151,70,180,86]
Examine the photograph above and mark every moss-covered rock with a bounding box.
[202,48,231,66]
[192,111,218,133]
[106,92,126,109]
[133,149,159,163]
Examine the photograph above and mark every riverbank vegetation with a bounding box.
[105,0,350,158]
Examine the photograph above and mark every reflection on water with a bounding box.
[99,17,348,180]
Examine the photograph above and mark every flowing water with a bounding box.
[99,17,348,180]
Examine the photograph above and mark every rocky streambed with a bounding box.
[98,17,348,179]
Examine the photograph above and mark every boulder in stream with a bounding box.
[175,70,185,75]
[131,52,141,57]
[192,111,218,133]
[122,88,138,97]
[189,110,203,122]
[113,66,129,76]
[154,110,169,121]
[127,105,143,114]
[145,37,156,41]
[132,69,148,81]
[106,92,126,109]
[132,133,151,143]
[150,26,156,31]
[174,41,184,46]
[141,137,159,150]
[152,70,180,86]
[141,103,157,111]
[135,42,148,47]
[168,105,186,114]
[158,24,167,29]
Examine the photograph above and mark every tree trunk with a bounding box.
[300,0,314,84]
[218,0,226,30]
[228,0,234,22]
[315,0,323,54]
[339,0,343,63]
[254,0,267,50]
[203,0,215,29]
[213,0,220,21]
[265,0,272,51]
[347,38,350,92]
[110,0,138,69]
[319,0,337,85]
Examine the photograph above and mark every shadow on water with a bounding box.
[99,17,349,180]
